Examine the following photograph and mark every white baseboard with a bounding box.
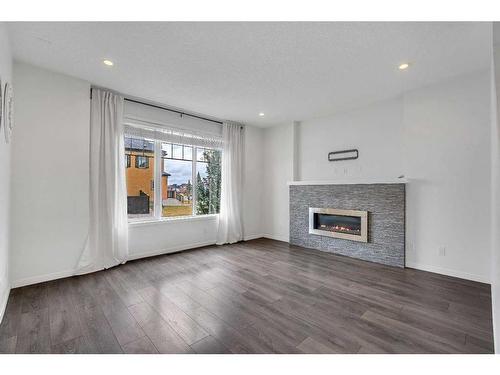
[262,233,290,243]
[127,240,217,261]
[11,241,217,288]
[11,269,76,289]
[255,237,489,284]
[406,261,490,284]
[243,233,264,241]
[0,286,10,324]
[13,238,487,294]
[12,238,277,289]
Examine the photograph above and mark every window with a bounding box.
[124,135,221,221]
[135,155,149,169]
[125,154,131,168]
[124,136,155,219]
[195,148,221,215]
[161,143,193,218]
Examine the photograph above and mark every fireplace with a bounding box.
[309,207,368,243]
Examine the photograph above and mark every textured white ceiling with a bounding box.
[6,22,491,127]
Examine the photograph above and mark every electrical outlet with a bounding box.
[438,246,446,256]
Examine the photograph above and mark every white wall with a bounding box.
[403,72,491,282]
[11,62,91,286]
[299,97,405,181]
[242,124,264,240]
[262,123,294,242]
[264,70,492,283]
[0,24,12,322]
[128,216,219,260]
[10,61,264,287]
[491,23,500,354]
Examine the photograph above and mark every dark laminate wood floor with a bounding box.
[0,238,494,354]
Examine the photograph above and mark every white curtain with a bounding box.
[76,88,129,273]
[216,122,243,245]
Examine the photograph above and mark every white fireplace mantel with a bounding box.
[287,178,408,186]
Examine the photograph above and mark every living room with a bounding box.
[0,1,500,372]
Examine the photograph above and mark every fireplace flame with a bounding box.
[320,224,360,235]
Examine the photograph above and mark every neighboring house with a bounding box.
[125,137,170,213]
[167,182,192,204]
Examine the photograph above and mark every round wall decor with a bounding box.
[3,82,13,143]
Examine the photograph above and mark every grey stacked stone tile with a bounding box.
[289,183,405,267]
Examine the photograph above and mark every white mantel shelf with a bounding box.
[287,178,408,186]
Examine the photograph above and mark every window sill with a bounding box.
[128,214,219,227]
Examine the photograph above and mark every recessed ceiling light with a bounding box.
[259,112,265,117]
[103,59,114,66]
[398,63,410,70]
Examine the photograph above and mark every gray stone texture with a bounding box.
[289,183,405,267]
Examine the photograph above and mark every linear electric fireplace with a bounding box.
[309,207,368,243]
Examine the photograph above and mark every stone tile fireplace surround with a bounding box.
[289,182,405,267]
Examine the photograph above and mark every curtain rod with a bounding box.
[90,88,244,128]
[124,98,223,125]
[90,87,223,124]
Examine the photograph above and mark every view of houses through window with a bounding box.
[125,135,221,220]
[125,137,155,218]
[161,142,193,217]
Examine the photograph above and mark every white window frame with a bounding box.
[126,136,221,223]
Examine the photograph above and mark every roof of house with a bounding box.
[125,137,154,152]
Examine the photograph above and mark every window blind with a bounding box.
[124,119,223,149]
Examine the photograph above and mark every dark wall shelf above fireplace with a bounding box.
[328,149,359,162]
